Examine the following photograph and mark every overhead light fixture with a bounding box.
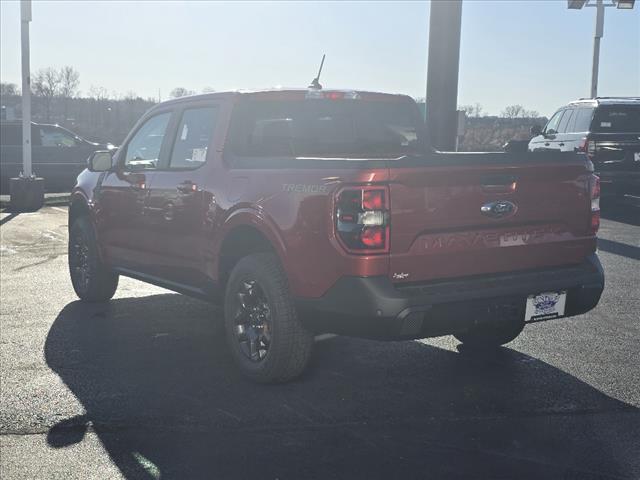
[616,0,635,9]
[568,0,587,8]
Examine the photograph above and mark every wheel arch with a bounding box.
[217,210,288,289]
[68,193,91,230]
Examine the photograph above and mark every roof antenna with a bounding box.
[308,54,326,90]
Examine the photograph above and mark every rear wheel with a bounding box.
[69,216,119,302]
[224,252,313,383]
[454,318,524,348]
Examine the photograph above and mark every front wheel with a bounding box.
[224,253,313,383]
[69,216,119,302]
[454,318,524,348]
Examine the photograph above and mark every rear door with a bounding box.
[387,154,594,285]
[143,103,221,288]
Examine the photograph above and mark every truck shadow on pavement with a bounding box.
[45,295,639,480]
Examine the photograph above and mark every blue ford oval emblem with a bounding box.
[481,200,517,219]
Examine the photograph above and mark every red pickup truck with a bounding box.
[68,89,604,383]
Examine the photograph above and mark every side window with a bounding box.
[573,108,595,132]
[558,108,574,134]
[169,107,218,169]
[39,127,78,147]
[124,112,171,170]
[566,108,578,133]
[545,110,563,134]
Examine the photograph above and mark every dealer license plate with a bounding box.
[524,291,567,322]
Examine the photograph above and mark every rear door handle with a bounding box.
[544,142,550,146]
[177,181,197,193]
[559,143,565,147]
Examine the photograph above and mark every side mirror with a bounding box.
[87,150,114,172]
[530,125,542,136]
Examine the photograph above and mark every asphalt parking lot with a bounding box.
[0,203,638,480]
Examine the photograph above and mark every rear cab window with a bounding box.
[226,92,426,159]
[591,105,640,133]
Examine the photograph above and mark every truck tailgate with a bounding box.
[388,153,596,284]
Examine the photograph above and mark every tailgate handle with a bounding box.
[481,175,517,193]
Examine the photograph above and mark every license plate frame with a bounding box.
[524,291,567,322]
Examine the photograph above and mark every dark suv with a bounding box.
[0,121,114,192]
[529,97,640,199]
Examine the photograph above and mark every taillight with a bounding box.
[578,137,596,160]
[590,174,600,234]
[335,186,389,253]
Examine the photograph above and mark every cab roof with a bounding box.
[155,88,414,108]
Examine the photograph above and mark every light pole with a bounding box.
[20,0,32,178]
[10,0,44,212]
[568,0,636,98]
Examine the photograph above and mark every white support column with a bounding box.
[20,0,32,177]
[590,0,605,98]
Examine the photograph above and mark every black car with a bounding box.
[529,97,640,199]
[0,121,114,193]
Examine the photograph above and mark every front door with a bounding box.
[97,110,173,273]
[144,104,221,290]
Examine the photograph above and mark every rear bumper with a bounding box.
[296,254,604,339]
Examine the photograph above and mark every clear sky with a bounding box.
[1,0,638,116]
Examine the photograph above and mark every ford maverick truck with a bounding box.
[68,89,604,382]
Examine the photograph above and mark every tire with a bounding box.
[454,318,524,348]
[68,216,119,302]
[224,252,313,383]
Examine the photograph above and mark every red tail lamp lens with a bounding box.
[360,226,385,248]
[362,190,384,210]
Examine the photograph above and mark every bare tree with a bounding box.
[88,85,109,102]
[32,67,62,121]
[501,105,541,119]
[170,87,195,98]
[202,86,216,93]
[459,103,484,118]
[501,104,525,119]
[59,66,80,120]
[1,82,20,97]
[59,66,80,99]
